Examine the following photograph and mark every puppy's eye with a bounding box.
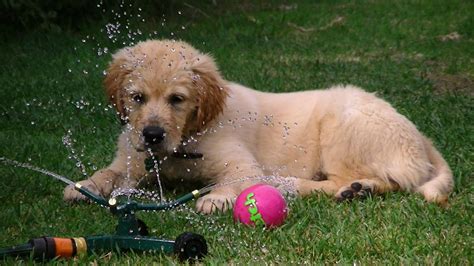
[131,93,145,104]
[169,94,185,105]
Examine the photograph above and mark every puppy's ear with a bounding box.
[103,49,132,124]
[191,54,228,131]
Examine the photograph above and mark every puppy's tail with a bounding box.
[416,138,453,206]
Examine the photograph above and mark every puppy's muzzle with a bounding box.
[143,126,166,145]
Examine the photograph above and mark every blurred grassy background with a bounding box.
[0,0,473,264]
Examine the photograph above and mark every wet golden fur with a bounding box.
[64,40,453,213]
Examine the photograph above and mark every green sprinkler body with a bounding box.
[0,183,208,262]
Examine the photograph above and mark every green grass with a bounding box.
[1,0,473,264]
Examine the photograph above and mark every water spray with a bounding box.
[0,157,209,262]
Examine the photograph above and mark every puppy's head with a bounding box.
[104,40,228,153]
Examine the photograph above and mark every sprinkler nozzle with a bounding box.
[73,183,109,207]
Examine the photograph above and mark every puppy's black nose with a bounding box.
[143,126,166,145]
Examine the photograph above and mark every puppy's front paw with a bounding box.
[196,193,236,214]
[63,179,101,202]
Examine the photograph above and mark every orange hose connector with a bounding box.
[48,237,87,258]
[53,238,75,257]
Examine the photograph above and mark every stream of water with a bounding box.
[0,157,75,186]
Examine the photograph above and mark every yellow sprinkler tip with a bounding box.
[192,190,200,198]
[108,198,117,206]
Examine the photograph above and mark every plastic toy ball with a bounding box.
[233,184,288,228]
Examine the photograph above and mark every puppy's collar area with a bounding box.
[172,152,204,159]
[144,152,203,172]
[175,135,203,159]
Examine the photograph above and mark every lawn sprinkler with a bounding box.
[0,158,210,262]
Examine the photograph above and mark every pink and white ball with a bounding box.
[233,184,288,228]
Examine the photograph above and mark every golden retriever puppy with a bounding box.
[64,40,453,213]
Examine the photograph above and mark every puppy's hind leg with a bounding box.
[294,175,399,202]
[335,178,399,201]
[294,178,343,197]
